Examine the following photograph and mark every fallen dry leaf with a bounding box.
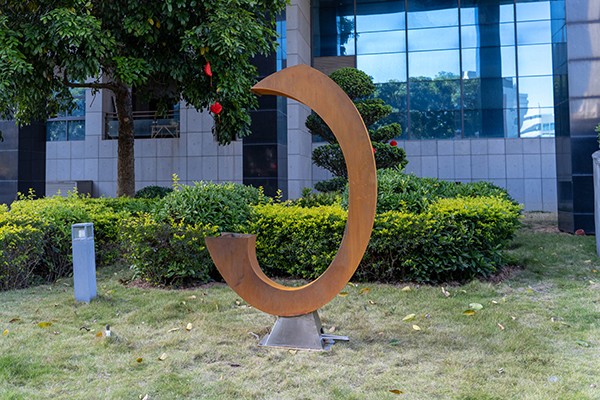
[402,314,416,322]
[9,318,21,323]
[186,323,193,331]
[497,323,505,330]
[188,295,197,299]
[158,353,167,361]
[328,326,336,333]
[359,287,371,295]
[412,325,421,331]
[37,321,52,328]
[136,357,143,363]
[469,303,483,310]
[368,300,376,305]
[2,329,8,336]
[338,291,349,297]
[401,286,411,292]
[441,287,450,297]
[288,349,297,355]
[95,331,103,338]
[389,389,404,394]
[463,310,476,316]
[168,327,180,333]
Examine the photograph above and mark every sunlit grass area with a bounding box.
[1,213,599,399]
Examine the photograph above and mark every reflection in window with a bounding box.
[407,0,458,28]
[408,27,459,51]
[408,50,460,78]
[517,20,552,44]
[518,75,555,108]
[462,47,516,78]
[312,0,563,139]
[461,3,514,25]
[410,78,460,111]
[357,53,407,83]
[518,44,553,76]
[461,23,515,48]
[520,107,555,137]
[46,88,86,142]
[516,0,551,22]
[357,31,405,55]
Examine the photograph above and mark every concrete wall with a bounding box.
[286,0,313,198]
[314,137,558,212]
[46,88,242,197]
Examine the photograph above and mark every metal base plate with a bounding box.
[259,311,349,351]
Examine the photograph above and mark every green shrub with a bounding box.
[249,204,347,279]
[343,167,515,214]
[314,177,347,193]
[0,223,44,290]
[156,181,267,231]
[249,196,521,283]
[5,195,153,282]
[361,196,522,282]
[290,188,342,208]
[123,214,218,286]
[135,185,174,199]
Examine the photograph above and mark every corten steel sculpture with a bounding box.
[206,64,377,350]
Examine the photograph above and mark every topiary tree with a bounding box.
[306,68,408,192]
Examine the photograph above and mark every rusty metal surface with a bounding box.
[205,64,377,317]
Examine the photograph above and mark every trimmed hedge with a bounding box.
[0,195,153,290]
[249,195,521,283]
[250,204,347,279]
[0,223,44,290]
[344,167,515,214]
[122,215,218,286]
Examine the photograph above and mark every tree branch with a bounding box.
[63,79,114,91]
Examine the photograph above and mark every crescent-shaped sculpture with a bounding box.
[205,64,377,317]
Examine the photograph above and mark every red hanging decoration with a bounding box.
[210,102,223,115]
[389,140,398,147]
[204,62,212,77]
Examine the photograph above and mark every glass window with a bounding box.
[409,79,460,111]
[519,107,555,137]
[516,1,551,22]
[463,77,518,110]
[357,31,406,55]
[460,1,514,25]
[517,20,552,45]
[46,88,86,142]
[462,46,516,78]
[408,27,459,51]
[518,75,555,108]
[407,0,458,28]
[408,50,460,79]
[409,109,461,139]
[46,121,67,141]
[357,53,407,83]
[517,44,553,76]
[356,5,404,33]
[312,0,355,57]
[375,81,408,132]
[461,23,515,48]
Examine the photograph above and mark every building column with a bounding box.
[286,0,313,198]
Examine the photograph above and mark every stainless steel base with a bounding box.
[259,311,349,351]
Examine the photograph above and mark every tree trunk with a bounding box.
[113,83,135,197]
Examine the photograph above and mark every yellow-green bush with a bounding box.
[249,204,347,279]
[122,214,218,286]
[0,223,44,290]
[249,196,522,283]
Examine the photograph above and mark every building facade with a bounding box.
[7,0,595,231]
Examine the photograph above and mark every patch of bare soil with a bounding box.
[486,265,524,284]
[522,212,560,233]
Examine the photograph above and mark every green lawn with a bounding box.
[1,213,599,399]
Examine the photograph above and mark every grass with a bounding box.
[1,212,599,399]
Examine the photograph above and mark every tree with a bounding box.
[0,0,286,196]
[306,67,407,192]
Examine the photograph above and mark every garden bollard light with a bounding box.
[72,223,97,303]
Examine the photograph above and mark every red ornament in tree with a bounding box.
[372,147,376,153]
[210,101,223,115]
[389,140,398,147]
[204,62,212,77]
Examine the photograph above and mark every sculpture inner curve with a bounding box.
[205,64,377,317]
